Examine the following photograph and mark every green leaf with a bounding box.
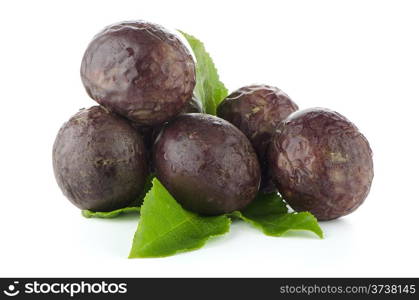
[82,206,141,219]
[233,193,324,238]
[129,178,231,258]
[179,30,228,115]
[81,174,154,219]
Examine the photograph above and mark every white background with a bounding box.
[0,0,418,277]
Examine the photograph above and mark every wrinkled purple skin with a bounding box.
[53,106,148,212]
[131,95,204,171]
[217,85,298,193]
[153,113,261,215]
[182,95,203,114]
[81,21,196,126]
[268,108,374,221]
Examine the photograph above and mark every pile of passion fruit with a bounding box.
[53,20,373,221]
